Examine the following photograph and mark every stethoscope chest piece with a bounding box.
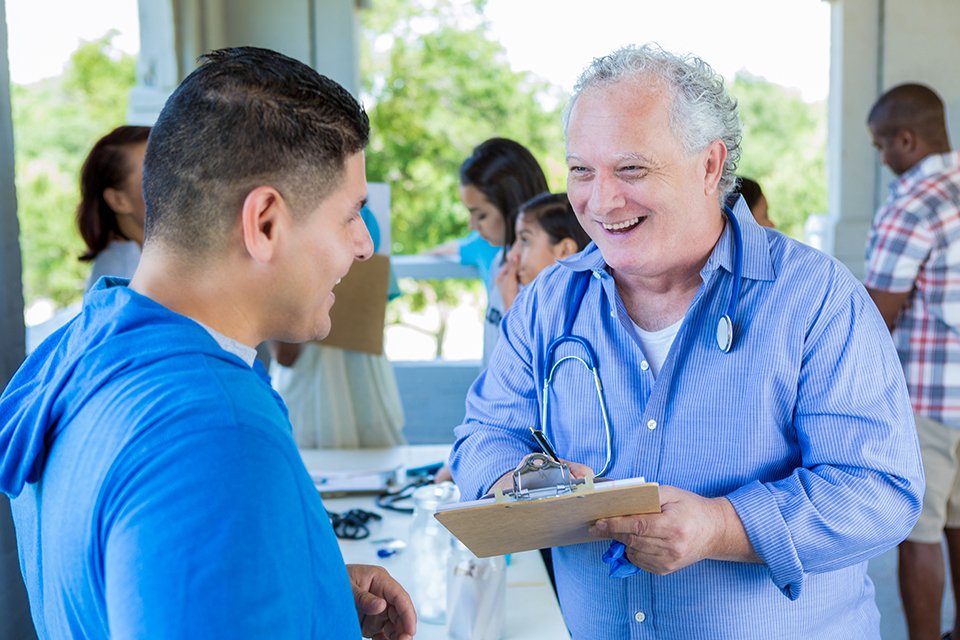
[716,314,734,353]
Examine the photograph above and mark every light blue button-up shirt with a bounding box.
[450,200,923,638]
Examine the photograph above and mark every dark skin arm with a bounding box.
[269,341,303,367]
[866,288,912,332]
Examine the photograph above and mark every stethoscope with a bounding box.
[539,205,744,477]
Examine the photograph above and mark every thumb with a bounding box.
[356,590,387,616]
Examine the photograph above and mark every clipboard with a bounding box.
[435,454,660,558]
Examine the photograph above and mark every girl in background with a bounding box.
[76,125,151,289]
[507,192,591,287]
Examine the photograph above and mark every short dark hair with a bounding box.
[143,46,370,254]
[867,83,948,143]
[727,176,764,211]
[77,125,151,261]
[518,192,590,251]
[459,138,549,251]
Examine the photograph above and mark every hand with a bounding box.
[346,564,417,640]
[433,463,453,484]
[488,457,595,494]
[588,485,758,575]
[495,256,520,310]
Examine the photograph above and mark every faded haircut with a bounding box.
[143,46,369,255]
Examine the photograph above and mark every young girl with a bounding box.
[505,191,591,289]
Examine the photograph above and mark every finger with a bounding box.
[591,514,654,538]
[358,590,388,615]
[562,460,595,480]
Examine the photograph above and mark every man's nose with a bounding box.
[355,224,374,261]
[590,174,626,214]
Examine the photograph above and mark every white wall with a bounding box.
[130,0,361,125]
[827,0,960,278]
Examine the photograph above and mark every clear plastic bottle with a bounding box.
[408,482,460,624]
[446,539,507,640]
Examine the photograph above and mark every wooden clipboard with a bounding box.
[434,481,660,558]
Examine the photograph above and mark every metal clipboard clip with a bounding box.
[493,453,595,503]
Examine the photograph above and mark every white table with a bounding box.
[300,446,570,639]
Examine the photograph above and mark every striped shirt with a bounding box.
[450,200,922,639]
[864,150,960,427]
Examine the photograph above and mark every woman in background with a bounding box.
[76,125,151,288]
[429,138,550,364]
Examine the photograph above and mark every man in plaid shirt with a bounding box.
[864,83,960,640]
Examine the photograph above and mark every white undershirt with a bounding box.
[631,318,683,377]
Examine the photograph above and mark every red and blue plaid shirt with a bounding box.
[864,150,960,427]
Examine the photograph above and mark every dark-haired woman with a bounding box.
[428,138,549,365]
[77,125,150,289]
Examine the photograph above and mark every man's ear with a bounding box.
[240,186,288,264]
[553,237,579,259]
[702,139,728,197]
[103,187,132,215]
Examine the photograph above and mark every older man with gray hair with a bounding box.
[449,44,923,638]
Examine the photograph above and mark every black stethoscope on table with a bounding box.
[536,206,744,478]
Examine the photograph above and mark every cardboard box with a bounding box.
[321,253,390,355]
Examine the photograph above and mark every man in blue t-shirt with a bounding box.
[0,47,416,639]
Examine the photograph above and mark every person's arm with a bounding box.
[449,283,547,500]
[423,239,460,257]
[865,287,911,332]
[494,253,520,311]
[724,277,922,600]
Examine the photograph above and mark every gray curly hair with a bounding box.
[563,44,742,202]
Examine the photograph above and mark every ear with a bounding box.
[240,186,288,264]
[898,128,918,153]
[103,187,133,215]
[702,139,728,197]
[553,237,579,259]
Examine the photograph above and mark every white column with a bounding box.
[129,0,362,125]
[825,0,882,279]
[0,2,36,637]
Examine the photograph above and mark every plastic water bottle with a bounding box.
[447,539,507,640]
[408,482,460,624]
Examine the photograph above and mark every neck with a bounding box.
[615,212,724,331]
[129,243,262,348]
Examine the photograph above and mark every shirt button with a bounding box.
[646,419,657,430]
[640,361,649,371]
[610,310,616,318]
[634,611,646,623]
[593,270,602,279]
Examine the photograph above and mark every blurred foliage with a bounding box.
[13,32,136,308]
[359,0,567,256]
[730,72,827,238]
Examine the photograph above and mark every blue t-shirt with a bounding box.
[457,231,501,288]
[0,279,361,638]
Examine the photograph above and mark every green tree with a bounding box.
[360,0,569,357]
[360,0,566,255]
[13,32,137,308]
[730,72,827,238]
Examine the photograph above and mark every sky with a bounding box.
[4,0,831,101]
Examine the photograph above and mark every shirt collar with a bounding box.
[559,195,775,283]
[890,150,960,197]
